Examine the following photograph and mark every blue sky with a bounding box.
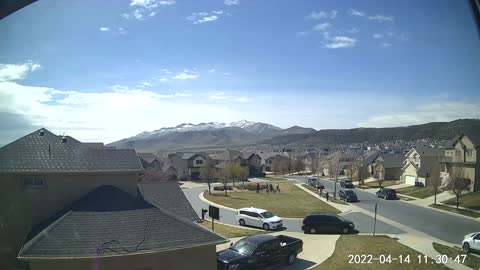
[1,0,480,143]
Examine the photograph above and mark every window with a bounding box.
[195,159,203,165]
[23,176,46,188]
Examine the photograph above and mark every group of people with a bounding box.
[256,182,280,193]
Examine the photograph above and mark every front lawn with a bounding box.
[442,192,480,210]
[432,242,480,269]
[313,235,449,270]
[429,204,480,218]
[257,176,288,181]
[198,220,263,238]
[204,183,341,218]
[396,186,443,199]
[363,180,398,189]
[301,184,349,205]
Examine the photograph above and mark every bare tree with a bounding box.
[426,159,442,205]
[142,167,166,182]
[447,166,470,209]
[200,158,216,194]
[272,160,280,176]
[310,156,318,176]
[280,160,289,176]
[374,160,385,188]
[287,155,293,175]
[294,157,305,174]
[224,163,236,188]
[328,156,343,199]
[237,166,249,186]
[352,156,365,186]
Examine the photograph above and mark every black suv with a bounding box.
[340,180,354,188]
[302,213,355,234]
[376,188,397,200]
[338,189,358,202]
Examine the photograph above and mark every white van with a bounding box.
[235,207,283,230]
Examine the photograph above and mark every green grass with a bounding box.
[432,242,480,269]
[301,184,349,205]
[429,204,480,218]
[363,180,398,189]
[396,186,443,199]
[204,183,341,218]
[397,195,416,201]
[257,176,288,181]
[313,235,450,270]
[442,192,480,210]
[198,220,263,238]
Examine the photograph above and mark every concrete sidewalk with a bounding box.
[295,183,352,213]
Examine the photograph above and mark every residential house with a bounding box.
[322,150,356,177]
[138,152,163,169]
[261,153,289,172]
[365,151,404,180]
[400,145,446,186]
[0,129,226,270]
[161,152,209,180]
[210,149,263,177]
[443,133,480,191]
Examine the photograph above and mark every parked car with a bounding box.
[301,213,355,234]
[376,188,397,200]
[217,234,303,270]
[462,232,480,252]
[307,178,318,186]
[338,189,358,202]
[340,180,354,188]
[236,207,283,230]
[315,182,325,189]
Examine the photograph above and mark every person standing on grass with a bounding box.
[326,191,329,202]
[276,184,280,193]
[256,182,260,193]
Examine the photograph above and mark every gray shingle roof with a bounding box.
[137,181,199,222]
[379,154,404,168]
[18,186,226,258]
[137,153,160,164]
[363,150,379,165]
[0,129,143,173]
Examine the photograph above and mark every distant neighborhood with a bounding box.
[1,126,479,270]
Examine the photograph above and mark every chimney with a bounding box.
[38,129,44,136]
[61,136,67,143]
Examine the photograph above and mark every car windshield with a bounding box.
[230,240,257,256]
[386,190,396,194]
[345,190,354,195]
[260,211,275,219]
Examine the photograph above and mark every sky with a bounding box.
[1,0,480,144]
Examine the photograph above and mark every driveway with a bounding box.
[216,232,339,270]
[289,176,480,244]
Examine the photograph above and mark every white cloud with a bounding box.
[162,69,172,74]
[324,36,357,49]
[234,97,248,102]
[368,14,393,22]
[208,69,216,73]
[209,92,247,102]
[380,42,392,47]
[306,10,337,20]
[223,72,230,76]
[210,92,227,100]
[0,61,41,82]
[224,0,239,5]
[187,12,222,24]
[158,78,168,82]
[172,73,198,80]
[313,22,331,31]
[117,27,126,35]
[142,82,152,86]
[373,33,383,39]
[99,27,110,32]
[349,9,365,17]
[126,0,174,20]
[347,27,359,33]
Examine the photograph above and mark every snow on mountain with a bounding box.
[134,120,281,139]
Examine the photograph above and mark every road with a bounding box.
[183,177,479,244]
[290,176,479,244]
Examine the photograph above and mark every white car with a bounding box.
[462,232,480,253]
[236,207,283,230]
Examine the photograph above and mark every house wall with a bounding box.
[385,168,402,180]
[27,244,218,270]
[401,163,417,183]
[0,173,138,270]
[191,156,206,168]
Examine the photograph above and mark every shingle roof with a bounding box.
[137,153,160,164]
[413,145,445,157]
[379,154,404,168]
[137,181,199,222]
[18,186,226,258]
[363,150,379,165]
[0,129,143,173]
[210,149,243,161]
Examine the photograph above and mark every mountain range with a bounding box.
[108,119,480,152]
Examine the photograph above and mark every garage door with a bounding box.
[405,175,416,185]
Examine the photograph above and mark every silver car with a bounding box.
[462,232,480,252]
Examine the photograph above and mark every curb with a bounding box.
[295,183,352,214]
[199,219,265,232]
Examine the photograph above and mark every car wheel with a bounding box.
[462,243,470,253]
[287,253,297,265]
[239,219,245,226]
[309,227,317,234]
[263,223,270,230]
[341,227,349,234]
